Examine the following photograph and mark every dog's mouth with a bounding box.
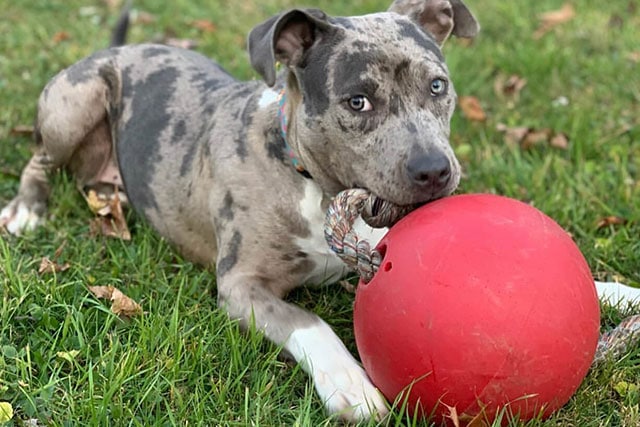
[358,188,443,228]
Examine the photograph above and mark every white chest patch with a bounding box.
[257,88,280,109]
[296,181,388,286]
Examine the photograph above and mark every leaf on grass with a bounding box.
[627,51,640,63]
[102,0,124,10]
[459,96,487,122]
[496,124,570,150]
[596,216,627,229]
[88,285,142,318]
[10,124,34,137]
[0,402,13,423]
[614,381,639,398]
[56,349,80,363]
[191,19,217,33]
[164,37,199,50]
[84,189,109,214]
[85,190,131,240]
[550,132,570,149]
[38,257,71,275]
[133,11,157,25]
[533,3,576,40]
[52,31,71,44]
[494,74,527,99]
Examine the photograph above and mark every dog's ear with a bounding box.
[248,9,332,87]
[388,0,480,45]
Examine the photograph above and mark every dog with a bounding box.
[1,0,638,421]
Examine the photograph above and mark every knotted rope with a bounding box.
[324,188,640,366]
[323,189,414,283]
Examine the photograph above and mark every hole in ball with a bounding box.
[383,262,393,272]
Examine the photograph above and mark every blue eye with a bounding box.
[348,95,373,112]
[430,78,447,96]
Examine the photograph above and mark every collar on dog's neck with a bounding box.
[277,90,312,180]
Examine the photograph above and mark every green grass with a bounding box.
[1,0,639,425]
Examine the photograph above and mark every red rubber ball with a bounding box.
[354,194,600,423]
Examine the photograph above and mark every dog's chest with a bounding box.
[295,181,387,286]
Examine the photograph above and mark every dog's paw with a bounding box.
[316,357,389,421]
[287,322,389,421]
[0,198,45,235]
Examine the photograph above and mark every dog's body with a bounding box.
[2,0,639,421]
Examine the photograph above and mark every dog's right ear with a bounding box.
[388,0,480,45]
[248,9,332,87]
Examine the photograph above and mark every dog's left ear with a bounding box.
[388,0,480,46]
[248,9,332,87]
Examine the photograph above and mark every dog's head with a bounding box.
[248,0,479,206]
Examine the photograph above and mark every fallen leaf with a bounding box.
[608,14,624,29]
[627,51,640,63]
[53,240,68,259]
[494,74,527,99]
[533,3,576,39]
[133,11,157,25]
[550,132,570,149]
[52,31,71,44]
[38,257,71,275]
[0,402,13,423]
[86,190,131,240]
[597,216,627,229]
[191,19,217,33]
[164,37,199,50]
[496,123,532,147]
[88,285,142,318]
[459,96,487,122]
[496,124,569,151]
[10,124,34,137]
[102,0,123,10]
[56,349,80,363]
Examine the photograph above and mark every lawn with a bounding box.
[0,0,639,426]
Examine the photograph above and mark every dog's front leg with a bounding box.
[217,273,388,421]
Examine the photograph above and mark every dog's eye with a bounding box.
[348,95,373,112]
[430,78,447,97]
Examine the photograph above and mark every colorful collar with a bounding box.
[277,91,312,179]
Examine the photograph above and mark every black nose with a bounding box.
[406,151,452,189]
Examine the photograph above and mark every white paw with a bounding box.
[286,322,389,421]
[0,199,45,235]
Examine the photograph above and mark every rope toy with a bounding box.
[324,188,640,365]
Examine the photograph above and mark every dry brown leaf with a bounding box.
[191,19,217,33]
[496,124,569,150]
[102,0,123,10]
[164,37,199,50]
[627,51,640,63]
[52,31,71,44]
[38,257,70,275]
[550,132,570,149]
[533,3,576,39]
[459,96,487,122]
[134,11,157,25]
[597,216,628,229]
[10,125,34,137]
[86,190,131,240]
[521,128,553,150]
[88,285,142,317]
[494,74,527,99]
[84,189,110,214]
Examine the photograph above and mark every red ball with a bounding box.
[354,194,599,423]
